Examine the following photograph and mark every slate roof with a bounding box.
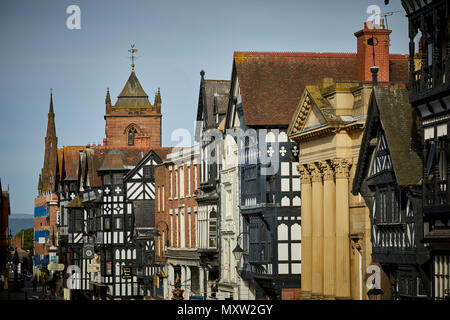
[114,71,152,109]
[196,75,231,138]
[353,86,422,193]
[233,51,408,127]
[373,86,422,186]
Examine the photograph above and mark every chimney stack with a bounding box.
[355,22,391,83]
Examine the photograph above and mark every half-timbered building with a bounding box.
[352,85,429,299]
[47,57,171,299]
[194,71,230,299]
[225,52,311,299]
[388,0,450,299]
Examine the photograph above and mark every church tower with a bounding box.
[38,92,58,195]
[104,46,162,148]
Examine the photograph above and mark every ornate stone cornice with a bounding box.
[293,95,313,134]
[297,164,311,184]
[308,162,323,183]
[319,160,334,181]
[332,158,352,179]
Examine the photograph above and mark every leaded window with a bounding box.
[143,165,154,179]
[208,209,217,248]
[113,173,123,185]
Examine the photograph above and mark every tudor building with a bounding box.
[225,52,307,299]
[389,0,450,299]
[42,53,171,299]
[194,71,230,299]
[352,85,429,299]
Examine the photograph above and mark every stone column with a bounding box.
[186,266,191,298]
[298,164,312,299]
[320,160,336,299]
[181,265,186,291]
[309,162,323,299]
[168,264,174,300]
[199,267,205,298]
[333,159,352,299]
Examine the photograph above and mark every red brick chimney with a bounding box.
[355,22,391,82]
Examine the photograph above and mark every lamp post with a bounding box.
[232,232,249,273]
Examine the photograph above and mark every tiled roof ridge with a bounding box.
[204,79,231,83]
[234,51,408,59]
[234,51,357,58]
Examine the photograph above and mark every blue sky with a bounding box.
[0,0,408,216]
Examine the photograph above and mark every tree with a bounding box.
[14,228,34,252]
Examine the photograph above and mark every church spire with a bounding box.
[46,90,56,139]
[40,90,58,194]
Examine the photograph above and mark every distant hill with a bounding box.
[10,213,34,219]
[9,214,34,237]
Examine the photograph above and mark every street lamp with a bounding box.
[367,287,384,300]
[232,232,249,269]
[232,243,244,262]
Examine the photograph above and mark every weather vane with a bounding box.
[128,44,139,72]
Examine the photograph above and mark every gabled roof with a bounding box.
[195,71,230,141]
[124,149,164,181]
[232,51,408,127]
[97,146,174,172]
[58,146,86,182]
[352,86,422,194]
[114,71,152,108]
[288,83,345,138]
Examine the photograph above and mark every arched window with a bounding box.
[128,127,137,146]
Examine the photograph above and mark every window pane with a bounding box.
[113,173,123,185]
[104,174,111,185]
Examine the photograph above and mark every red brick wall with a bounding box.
[154,159,200,259]
[355,23,392,82]
[1,194,10,249]
[281,288,301,300]
[104,115,161,147]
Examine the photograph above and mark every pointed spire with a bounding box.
[41,91,58,194]
[49,89,54,115]
[105,87,111,104]
[155,87,161,104]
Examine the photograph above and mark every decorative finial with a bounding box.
[128,44,138,72]
[200,70,205,77]
[49,88,54,114]
[155,87,161,104]
[105,87,111,104]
